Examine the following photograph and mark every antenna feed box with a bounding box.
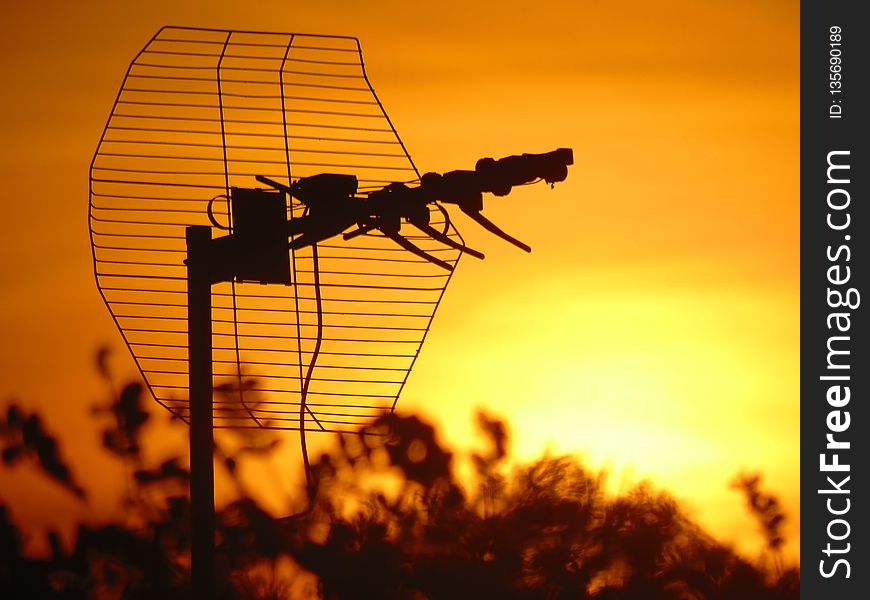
[204,187,292,286]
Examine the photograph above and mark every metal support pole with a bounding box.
[186,225,215,599]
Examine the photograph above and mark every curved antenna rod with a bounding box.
[410,220,485,259]
[343,217,485,260]
[460,208,532,253]
[384,231,455,271]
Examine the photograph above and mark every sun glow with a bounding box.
[401,269,798,559]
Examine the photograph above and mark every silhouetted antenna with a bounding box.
[90,27,453,436]
[90,26,572,598]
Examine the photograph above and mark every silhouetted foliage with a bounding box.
[297,413,799,600]
[101,382,151,459]
[1,404,86,499]
[731,472,786,554]
[211,375,283,484]
[0,367,798,599]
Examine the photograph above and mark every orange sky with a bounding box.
[0,0,798,562]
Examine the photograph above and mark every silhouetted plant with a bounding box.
[1,404,87,500]
[0,362,798,599]
[731,471,790,580]
[295,412,799,600]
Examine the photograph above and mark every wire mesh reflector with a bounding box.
[90,27,461,432]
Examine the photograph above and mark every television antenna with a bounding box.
[90,26,572,597]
